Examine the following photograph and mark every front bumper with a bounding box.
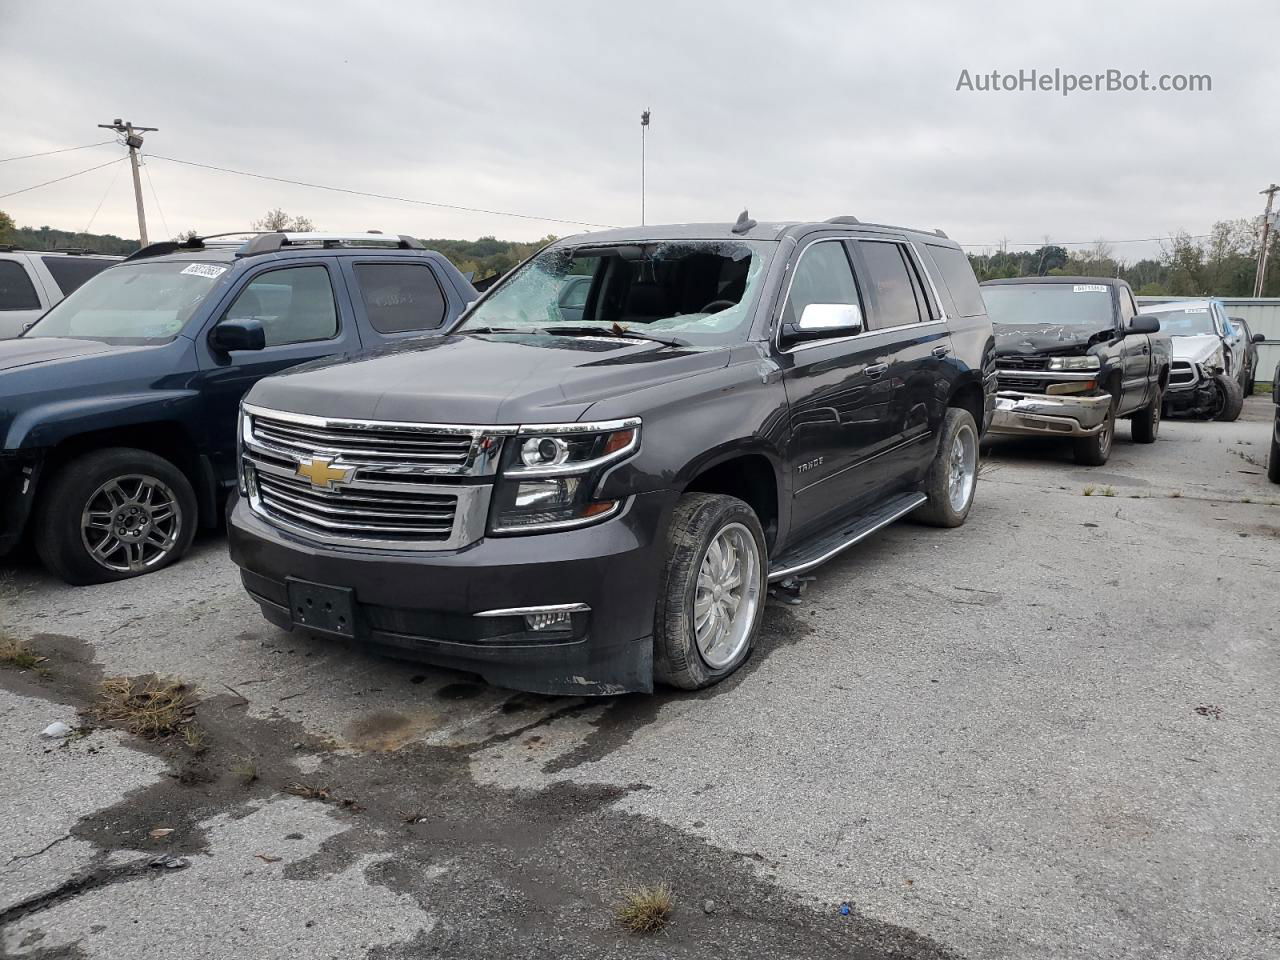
[0,452,43,557]
[227,489,675,695]
[988,392,1112,438]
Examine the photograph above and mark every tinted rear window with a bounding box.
[926,244,986,318]
[0,260,41,310]
[354,262,448,334]
[41,256,117,296]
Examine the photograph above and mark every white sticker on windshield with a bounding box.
[1072,284,1108,293]
[1184,307,1208,313]
[181,263,227,279]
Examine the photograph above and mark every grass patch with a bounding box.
[0,636,43,671]
[231,758,259,785]
[617,883,674,934]
[1169,490,1183,498]
[1101,486,1117,497]
[95,675,204,749]
[1082,485,1096,496]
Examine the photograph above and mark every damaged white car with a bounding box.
[1138,299,1244,422]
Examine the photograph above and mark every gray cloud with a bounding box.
[2,0,1276,261]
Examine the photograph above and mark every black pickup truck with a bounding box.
[0,232,476,584]
[980,276,1169,465]
[229,214,997,695]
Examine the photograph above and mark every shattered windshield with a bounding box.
[25,260,229,344]
[459,239,772,346]
[982,283,1115,329]
[1142,306,1216,336]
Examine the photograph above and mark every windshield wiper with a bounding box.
[537,325,690,348]
[456,325,529,335]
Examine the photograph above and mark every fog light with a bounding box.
[525,611,572,631]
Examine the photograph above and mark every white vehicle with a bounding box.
[0,247,122,338]
[1138,298,1244,422]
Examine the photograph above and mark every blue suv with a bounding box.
[0,232,477,584]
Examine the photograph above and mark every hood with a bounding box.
[247,332,731,424]
[0,337,128,373]
[1169,334,1223,365]
[993,323,1111,357]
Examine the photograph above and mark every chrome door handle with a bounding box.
[932,345,950,358]
[866,363,888,379]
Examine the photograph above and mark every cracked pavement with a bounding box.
[1,397,1278,959]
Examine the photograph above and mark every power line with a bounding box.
[142,161,171,240]
[146,153,620,230]
[0,140,117,164]
[84,158,126,234]
[0,156,128,200]
[959,234,1212,249]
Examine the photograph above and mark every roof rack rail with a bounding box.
[0,243,22,252]
[236,232,425,257]
[825,215,861,224]
[122,232,267,263]
[52,247,95,255]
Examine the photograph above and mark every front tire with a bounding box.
[1213,374,1244,422]
[1073,396,1116,466]
[1131,386,1162,443]
[915,407,979,527]
[34,448,198,585]
[653,493,767,690]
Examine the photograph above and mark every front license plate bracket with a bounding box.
[286,579,356,637]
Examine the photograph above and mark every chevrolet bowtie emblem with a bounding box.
[295,456,353,491]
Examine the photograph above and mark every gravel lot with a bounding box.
[2,397,1277,959]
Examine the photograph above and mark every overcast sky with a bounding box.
[2,0,1277,260]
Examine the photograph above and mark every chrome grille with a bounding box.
[253,469,458,540]
[995,355,1051,371]
[1169,361,1196,386]
[250,411,476,467]
[241,405,506,550]
[996,374,1049,394]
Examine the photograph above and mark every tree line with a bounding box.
[968,218,1277,297]
[2,208,1275,297]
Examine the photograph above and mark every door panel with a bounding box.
[194,261,362,485]
[1116,286,1149,413]
[848,239,955,484]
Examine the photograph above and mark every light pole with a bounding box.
[640,109,650,225]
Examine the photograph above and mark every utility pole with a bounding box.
[1254,182,1279,298]
[97,118,157,245]
[640,109,650,225]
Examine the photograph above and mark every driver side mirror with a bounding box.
[1128,315,1160,335]
[783,302,863,344]
[1252,332,1265,344]
[209,317,266,352]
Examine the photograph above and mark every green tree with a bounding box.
[0,209,14,242]
[252,209,316,232]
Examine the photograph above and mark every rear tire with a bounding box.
[1243,371,1254,397]
[1268,431,1280,484]
[1131,387,1162,443]
[914,408,979,527]
[1073,396,1116,466]
[653,493,767,690]
[1213,374,1244,422]
[34,448,197,586]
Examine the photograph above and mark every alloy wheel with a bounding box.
[693,522,762,669]
[947,423,978,512]
[80,474,183,574]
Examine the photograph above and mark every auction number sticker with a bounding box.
[1072,284,1108,293]
[181,263,228,279]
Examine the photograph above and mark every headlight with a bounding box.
[490,418,640,533]
[1048,355,1100,371]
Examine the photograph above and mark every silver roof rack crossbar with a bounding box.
[825,215,861,224]
[237,232,425,257]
